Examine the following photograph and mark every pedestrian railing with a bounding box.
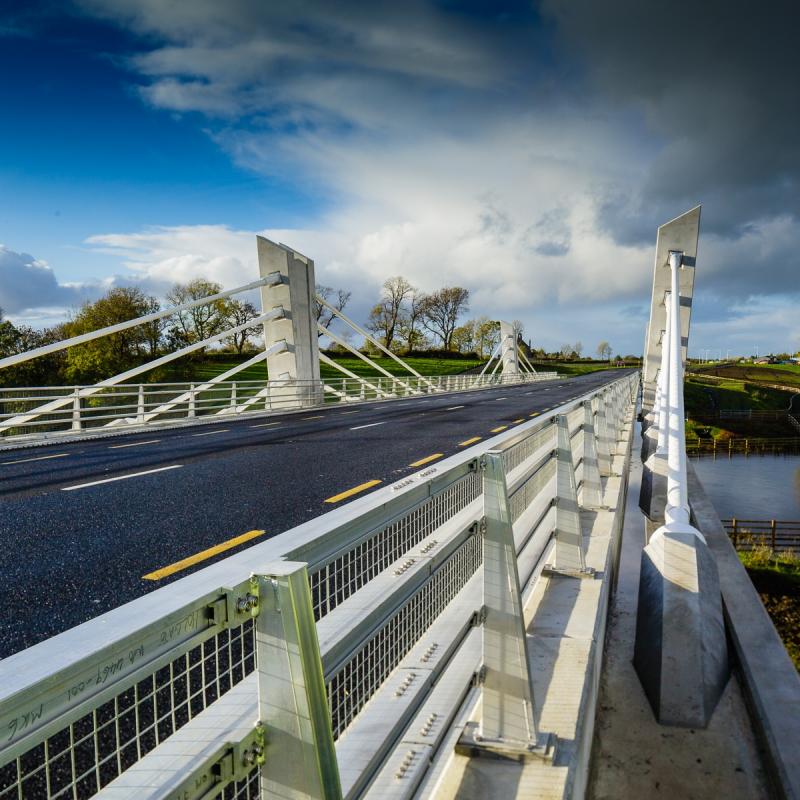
[723,519,800,553]
[0,372,637,800]
[0,371,558,441]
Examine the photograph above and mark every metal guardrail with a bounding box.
[0,372,637,800]
[0,371,558,441]
[722,518,800,553]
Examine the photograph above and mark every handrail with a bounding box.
[0,370,560,442]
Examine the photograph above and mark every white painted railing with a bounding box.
[0,371,559,442]
[0,372,638,800]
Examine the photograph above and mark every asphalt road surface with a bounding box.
[0,369,630,657]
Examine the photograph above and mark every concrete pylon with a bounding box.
[641,207,701,412]
[499,321,520,375]
[633,526,729,727]
[256,236,322,407]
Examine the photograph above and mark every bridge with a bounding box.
[0,208,797,800]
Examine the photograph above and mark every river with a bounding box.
[691,453,800,521]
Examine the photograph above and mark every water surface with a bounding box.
[691,453,800,521]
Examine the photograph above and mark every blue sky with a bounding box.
[1,0,798,356]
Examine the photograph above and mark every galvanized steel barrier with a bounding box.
[0,372,637,800]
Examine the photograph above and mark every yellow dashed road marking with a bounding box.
[490,425,508,433]
[143,529,266,581]
[409,453,444,467]
[325,479,382,503]
[459,437,482,447]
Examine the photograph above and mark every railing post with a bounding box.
[188,384,196,418]
[544,415,593,578]
[255,562,343,800]
[137,384,145,425]
[71,387,82,431]
[457,451,553,760]
[595,394,612,477]
[771,519,777,551]
[230,381,237,412]
[581,400,604,509]
[731,517,738,549]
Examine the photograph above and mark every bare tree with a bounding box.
[365,276,414,350]
[400,290,428,350]
[224,299,262,354]
[421,287,470,350]
[596,340,612,361]
[315,284,352,336]
[574,340,583,358]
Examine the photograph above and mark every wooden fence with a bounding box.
[722,519,800,553]
[687,436,800,455]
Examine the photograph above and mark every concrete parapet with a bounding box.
[633,526,729,728]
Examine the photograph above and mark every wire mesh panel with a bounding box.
[508,458,556,524]
[308,471,482,620]
[325,532,483,739]
[501,423,554,475]
[0,622,255,800]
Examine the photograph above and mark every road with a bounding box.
[0,369,628,657]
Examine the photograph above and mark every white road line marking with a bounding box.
[524,392,533,395]
[109,439,161,449]
[2,453,69,465]
[350,422,387,430]
[340,410,360,415]
[192,429,230,437]
[494,397,507,401]
[251,422,281,428]
[446,405,465,410]
[61,465,183,491]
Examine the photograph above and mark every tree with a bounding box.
[421,287,470,350]
[63,287,157,383]
[451,320,477,354]
[315,284,352,336]
[166,279,228,347]
[596,340,612,361]
[474,317,500,359]
[399,290,428,351]
[574,341,583,358]
[224,299,262,354]
[140,296,163,356]
[559,343,573,360]
[365,276,414,350]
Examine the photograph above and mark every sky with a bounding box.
[0,0,797,357]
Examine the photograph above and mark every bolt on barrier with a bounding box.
[0,373,638,800]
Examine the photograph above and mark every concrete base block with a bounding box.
[638,451,667,521]
[633,528,730,728]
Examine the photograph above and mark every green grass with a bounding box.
[532,361,624,377]
[738,548,800,671]
[134,352,484,385]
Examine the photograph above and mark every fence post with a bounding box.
[771,519,777,551]
[595,394,612,477]
[188,384,196,418]
[137,384,145,425]
[544,415,593,578]
[457,451,553,760]
[581,400,604,509]
[731,517,738,549]
[230,381,237,412]
[71,387,82,431]
[255,562,342,799]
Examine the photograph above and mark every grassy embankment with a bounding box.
[684,363,800,439]
[738,548,800,671]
